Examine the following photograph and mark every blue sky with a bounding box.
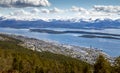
[0,0,120,20]
[49,0,120,9]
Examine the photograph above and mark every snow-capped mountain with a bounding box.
[0,16,120,29]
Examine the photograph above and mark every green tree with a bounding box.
[94,55,111,73]
[19,60,24,72]
[113,56,120,73]
[83,65,92,73]
[12,57,19,70]
[35,66,44,73]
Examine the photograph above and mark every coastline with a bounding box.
[0,33,113,64]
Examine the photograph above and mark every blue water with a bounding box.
[0,27,120,57]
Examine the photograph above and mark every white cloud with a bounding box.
[30,8,40,13]
[69,5,120,20]
[75,11,120,20]
[93,5,120,14]
[71,6,84,12]
[8,9,42,20]
[41,7,64,13]
[70,5,120,16]
[70,6,89,14]
[41,8,50,13]
[0,0,50,7]
[50,7,64,13]
[10,9,31,16]
[1,5,120,21]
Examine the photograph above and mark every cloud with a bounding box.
[41,8,50,13]
[70,5,120,16]
[0,0,50,7]
[10,9,31,16]
[70,5,120,20]
[50,7,64,13]
[30,8,40,13]
[93,5,120,14]
[8,9,41,20]
[70,6,89,14]
[1,5,120,20]
[41,7,64,13]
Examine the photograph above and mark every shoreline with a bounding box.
[0,33,113,64]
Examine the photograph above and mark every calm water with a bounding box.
[0,27,120,57]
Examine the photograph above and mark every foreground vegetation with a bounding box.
[0,36,93,73]
[0,34,119,73]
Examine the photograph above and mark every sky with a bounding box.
[49,0,120,9]
[0,0,120,20]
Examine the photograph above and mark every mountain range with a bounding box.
[0,16,120,29]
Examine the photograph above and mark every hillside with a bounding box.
[0,34,120,73]
[8,34,111,64]
[0,34,93,73]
